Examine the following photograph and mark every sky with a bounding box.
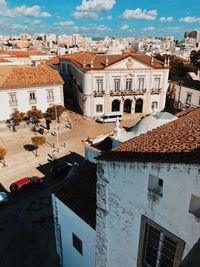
[0,0,200,39]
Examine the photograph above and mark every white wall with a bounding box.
[0,84,63,120]
[96,160,200,267]
[52,195,96,267]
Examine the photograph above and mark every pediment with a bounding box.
[105,56,150,70]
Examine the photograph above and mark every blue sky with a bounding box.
[0,0,200,39]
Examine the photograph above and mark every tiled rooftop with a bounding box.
[0,64,64,89]
[55,161,96,229]
[99,108,200,163]
[61,52,166,71]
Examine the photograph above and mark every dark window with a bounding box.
[96,104,103,113]
[137,216,185,267]
[186,93,192,105]
[148,174,163,197]
[72,233,83,255]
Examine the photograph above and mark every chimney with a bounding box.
[105,57,109,66]
[164,56,167,67]
[150,56,154,65]
[91,59,93,68]
[167,56,170,66]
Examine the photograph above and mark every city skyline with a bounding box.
[0,0,200,38]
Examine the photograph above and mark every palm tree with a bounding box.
[0,147,7,167]
[31,136,46,157]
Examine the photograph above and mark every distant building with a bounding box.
[60,49,170,118]
[0,65,64,120]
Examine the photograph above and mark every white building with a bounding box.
[52,161,96,267]
[96,108,200,267]
[60,50,170,118]
[0,64,64,120]
[169,77,200,110]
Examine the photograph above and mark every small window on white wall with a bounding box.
[189,194,200,218]
[72,233,83,255]
[148,174,163,197]
[96,104,103,113]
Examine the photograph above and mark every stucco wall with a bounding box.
[0,85,63,120]
[52,195,96,267]
[96,160,200,267]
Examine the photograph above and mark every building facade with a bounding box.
[0,65,64,120]
[60,51,170,118]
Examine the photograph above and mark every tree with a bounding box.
[0,147,7,167]
[45,105,65,123]
[190,50,200,70]
[10,110,25,124]
[27,108,44,126]
[31,136,46,157]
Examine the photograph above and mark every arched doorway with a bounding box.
[135,98,143,113]
[123,99,132,113]
[112,100,120,112]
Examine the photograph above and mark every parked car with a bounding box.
[49,162,75,178]
[0,192,8,204]
[10,176,43,193]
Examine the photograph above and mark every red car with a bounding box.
[10,176,43,192]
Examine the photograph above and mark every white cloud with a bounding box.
[120,25,129,30]
[143,26,155,31]
[73,11,98,19]
[179,16,200,23]
[54,20,75,27]
[76,0,116,12]
[107,15,112,20]
[159,16,173,22]
[74,0,115,20]
[120,8,157,20]
[0,0,51,18]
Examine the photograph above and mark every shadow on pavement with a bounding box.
[37,151,84,177]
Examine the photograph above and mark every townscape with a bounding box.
[0,1,200,267]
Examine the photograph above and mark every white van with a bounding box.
[96,112,123,123]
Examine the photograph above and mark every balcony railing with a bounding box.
[150,88,162,94]
[47,96,55,102]
[9,100,18,107]
[93,90,105,97]
[29,98,37,104]
[109,88,147,96]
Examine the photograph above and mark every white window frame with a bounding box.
[113,77,121,92]
[96,77,104,93]
[96,104,103,113]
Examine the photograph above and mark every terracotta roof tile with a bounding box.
[0,64,64,89]
[61,52,166,71]
[99,108,200,163]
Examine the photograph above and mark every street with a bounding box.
[0,109,140,267]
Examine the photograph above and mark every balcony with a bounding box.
[93,90,105,97]
[150,88,162,94]
[29,98,37,105]
[9,100,18,107]
[47,96,55,102]
[109,89,147,96]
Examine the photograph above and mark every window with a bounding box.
[151,101,158,111]
[138,216,185,267]
[72,233,83,255]
[9,93,17,103]
[96,77,103,93]
[47,90,54,101]
[189,194,200,218]
[125,78,132,91]
[138,77,145,90]
[198,97,200,106]
[154,77,161,89]
[29,92,36,100]
[185,93,192,105]
[148,174,163,197]
[113,77,120,92]
[96,104,103,113]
